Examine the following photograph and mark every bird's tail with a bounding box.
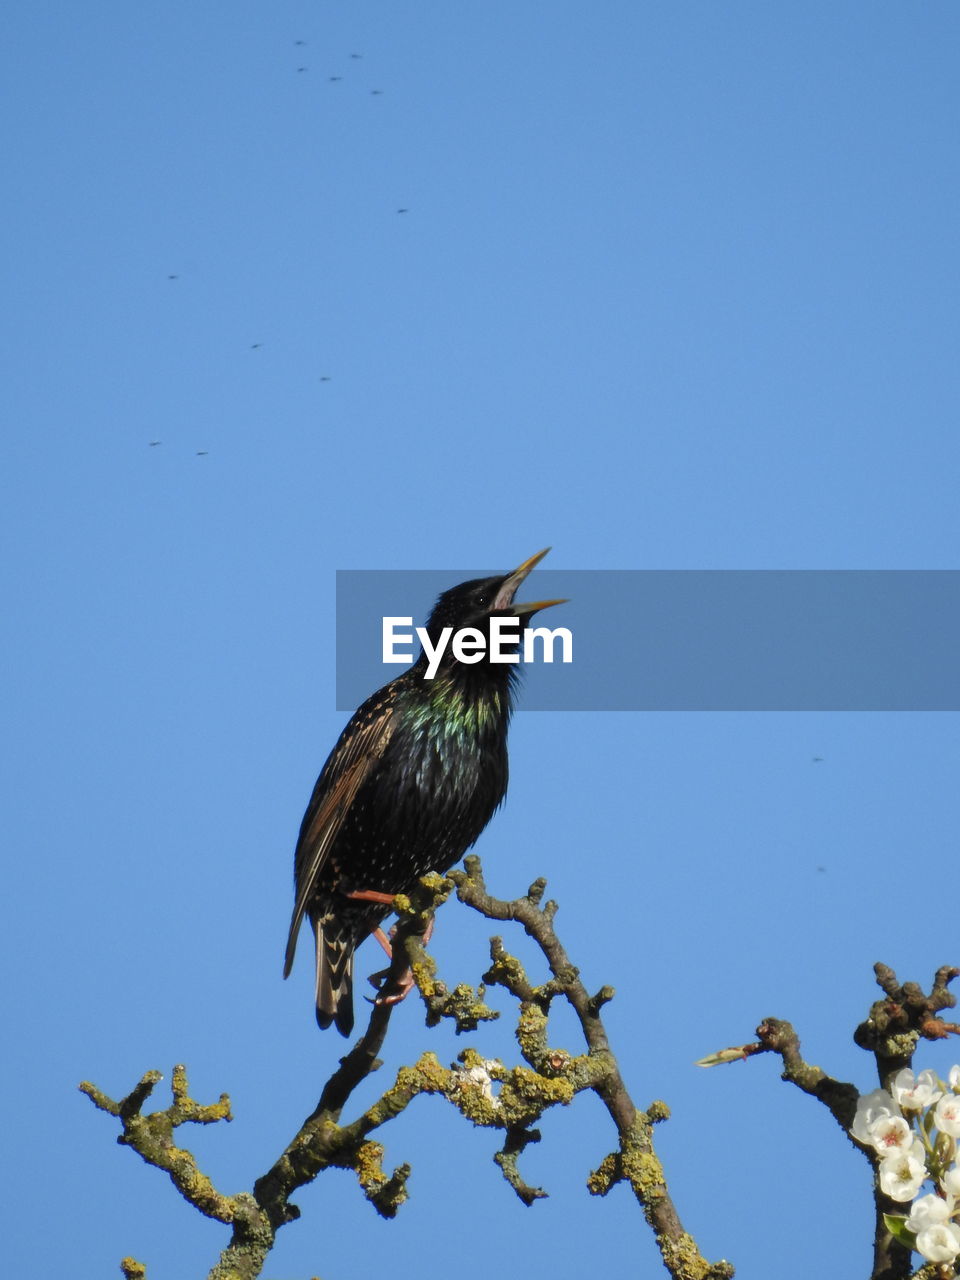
[313,916,355,1036]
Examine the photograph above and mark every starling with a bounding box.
[283,548,564,1035]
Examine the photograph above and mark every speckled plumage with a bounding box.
[283,554,562,1035]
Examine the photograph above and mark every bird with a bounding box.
[196,450,209,456]
[283,549,564,1035]
[148,440,162,447]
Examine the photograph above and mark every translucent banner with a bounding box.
[335,570,960,711]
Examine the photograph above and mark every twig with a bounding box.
[702,964,960,1280]
[450,855,734,1280]
[83,861,733,1280]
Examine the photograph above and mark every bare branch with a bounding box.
[83,860,734,1280]
[856,964,960,1092]
[753,1017,860,1134]
[449,855,734,1280]
[79,1067,235,1225]
[494,1126,547,1205]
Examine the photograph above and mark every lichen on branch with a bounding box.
[81,860,732,1280]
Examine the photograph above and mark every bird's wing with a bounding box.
[283,700,396,977]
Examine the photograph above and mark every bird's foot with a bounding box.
[365,959,414,1004]
[370,967,418,1006]
[366,918,435,1004]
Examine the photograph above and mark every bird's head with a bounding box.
[422,548,566,665]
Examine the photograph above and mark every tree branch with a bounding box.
[700,963,960,1280]
[82,860,733,1280]
[79,1066,235,1224]
[449,855,734,1280]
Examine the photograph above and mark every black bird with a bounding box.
[283,549,564,1035]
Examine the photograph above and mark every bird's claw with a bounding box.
[365,964,417,1005]
[374,970,417,1006]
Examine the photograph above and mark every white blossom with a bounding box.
[851,1088,901,1144]
[915,1221,960,1264]
[868,1115,914,1157]
[936,1093,960,1139]
[878,1139,928,1202]
[941,1166,960,1198]
[892,1067,943,1112]
[949,1064,960,1093]
[906,1192,953,1233]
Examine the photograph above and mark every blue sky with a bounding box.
[3,3,960,1278]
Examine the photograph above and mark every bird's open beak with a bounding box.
[493,547,568,618]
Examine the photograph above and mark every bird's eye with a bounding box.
[474,593,488,606]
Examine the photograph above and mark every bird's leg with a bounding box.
[367,918,434,964]
[343,888,396,906]
[345,889,400,964]
[342,883,436,1004]
[366,918,435,1005]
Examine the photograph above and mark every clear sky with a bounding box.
[4,3,959,1278]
